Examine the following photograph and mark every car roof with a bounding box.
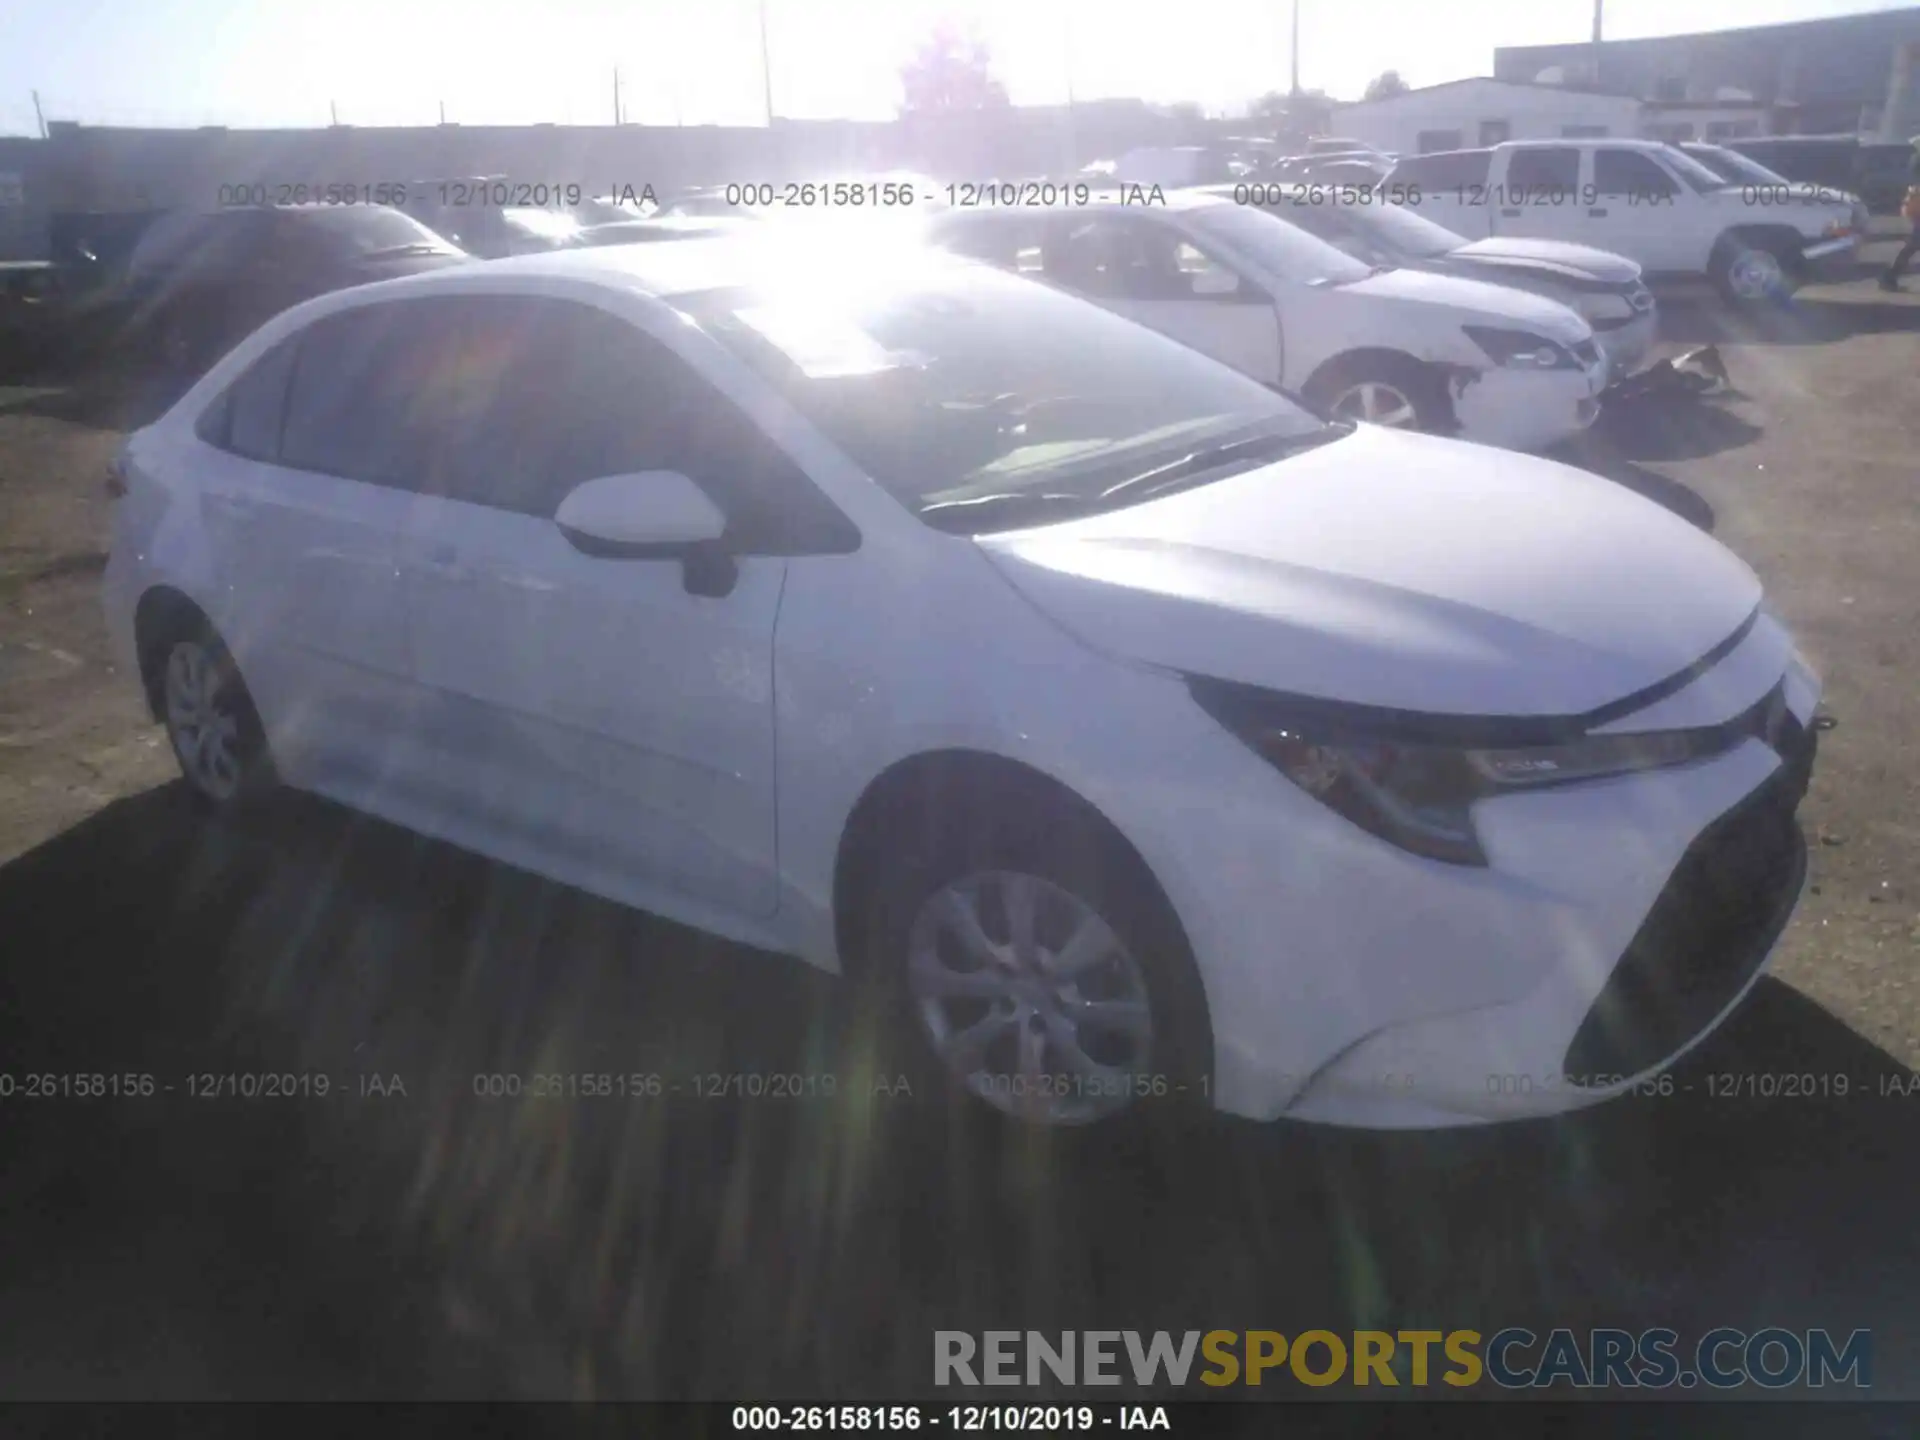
[311,233,967,305]
[945,188,1226,217]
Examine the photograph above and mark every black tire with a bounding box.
[151,619,277,813]
[1304,353,1453,434]
[846,773,1213,1137]
[1709,234,1800,306]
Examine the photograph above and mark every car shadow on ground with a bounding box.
[1551,431,1719,533]
[1,783,1915,1400]
[1655,294,1920,349]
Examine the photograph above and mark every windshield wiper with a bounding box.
[916,491,1091,534]
[360,242,455,260]
[1097,425,1347,503]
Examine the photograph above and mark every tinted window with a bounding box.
[426,298,855,553]
[126,212,265,283]
[280,301,464,484]
[1389,150,1492,189]
[1506,147,1580,190]
[224,340,298,460]
[1594,148,1679,198]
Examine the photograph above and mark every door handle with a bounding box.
[1499,208,1522,218]
[1589,207,1609,217]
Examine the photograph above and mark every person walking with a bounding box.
[1877,136,1920,291]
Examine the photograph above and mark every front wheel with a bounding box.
[852,786,1213,1131]
[1305,355,1452,433]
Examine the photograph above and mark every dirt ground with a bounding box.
[0,234,1916,1402]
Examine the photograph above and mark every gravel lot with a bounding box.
[0,233,1915,1401]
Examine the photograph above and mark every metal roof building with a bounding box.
[1495,6,1920,139]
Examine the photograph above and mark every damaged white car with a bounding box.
[929,191,1609,452]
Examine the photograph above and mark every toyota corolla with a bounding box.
[102,239,1820,1129]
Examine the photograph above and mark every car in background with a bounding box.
[1212,181,1658,380]
[572,215,750,248]
[928,191,1608,451]
[70,203,467,375]
[1105,146,1264,187]
[405,200,585,257]
[103,238,1822,1132]
[1722,134,1912,212]
[1680,142,1873,236]
[652,187,749,219]
[1389,139,1861,303]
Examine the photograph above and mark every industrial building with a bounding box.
[1329,78,1643,156]
[1496,5,1920,141]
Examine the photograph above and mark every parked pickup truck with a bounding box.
[1387,139,1862,304]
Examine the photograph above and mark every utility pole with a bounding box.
[758,0,776,125]
[439,99,446,124]
[613,68,622,125]
[31,89,46,138]
[330,99,339,125]
[1289,0,1301,96]
[1590,0,1604,86]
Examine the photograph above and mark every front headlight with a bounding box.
[1189,680,1744,867]
[1461,324,1578,370]
[1580,293,1636,324]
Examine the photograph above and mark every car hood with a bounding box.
[351,250,470,277]
[1450,236,1642,285]
[977,425,1761,719]
[1335,266,1592,345]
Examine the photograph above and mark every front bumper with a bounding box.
[1284,711,1814,1127]
[1125,613,1820,1128]
[1799,233,1863,276]
[1591,308,1658,380]
[1451,358,1606,452]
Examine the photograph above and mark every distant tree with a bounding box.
[1362,69,1411,102]
[899,24,1011,113]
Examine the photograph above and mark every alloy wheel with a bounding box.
[1329,380,1420,428]
[164,640,244,801]
[905,870,1154,1125]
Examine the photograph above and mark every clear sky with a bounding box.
[0,0,1912,135]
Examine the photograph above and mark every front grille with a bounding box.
[1562,712,1815,1084]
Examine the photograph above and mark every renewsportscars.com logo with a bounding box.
[934,1329,1872,1391]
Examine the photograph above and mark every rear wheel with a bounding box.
[157,626,275,810]
[1711,235,1798,305]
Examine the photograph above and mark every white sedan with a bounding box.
[103,239,1820,1129]
[928,191,1610,452]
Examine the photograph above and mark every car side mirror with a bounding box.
[554,471,737,597]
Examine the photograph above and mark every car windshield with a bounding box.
[1182,202,1376,286]
[295,205,461,257]
[1658,145,1738,193]
[1272,195,1462,260]
[1687,145,1793,187]
[670,258,1333,531]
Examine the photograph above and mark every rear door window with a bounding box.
[278,300,467,486]
[222,339,298,460]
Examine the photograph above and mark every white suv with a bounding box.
[104,240,1821,1129]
